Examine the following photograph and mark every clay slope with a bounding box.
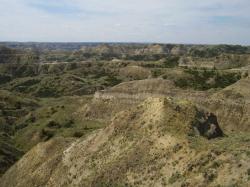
[1,98,249,187]
[212,76,250,101]
[200,77,250,132]
[84,77,249,133]
[94,78,176,102]
[83,79,208,121]
[83,79,176,121]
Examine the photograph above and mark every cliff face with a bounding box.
[4,98,248,187]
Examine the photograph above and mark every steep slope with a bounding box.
[199,77,250,133]
[212,76,250,101]
[0,90,38,176]
[2,98,249,187]
[0,133,23,177]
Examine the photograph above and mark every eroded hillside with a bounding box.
[1,98,249,187]
[0,43,249,186]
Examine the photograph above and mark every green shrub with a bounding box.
[73,131,83,138]
[163,56,180,68]
[152,69,164,78]
[169,172,182,184]
[40,128,55,140]
[203,169,217,182]
[105,76,122,86]
[63,119,74,128]
[0,74,12,84]
[46,120,61,128]
[15,123,28,130]
[26,115,36,123]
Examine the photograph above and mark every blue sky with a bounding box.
[0,0,250,44]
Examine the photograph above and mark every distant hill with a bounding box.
[1,43,250,64]
[1,42,249,54]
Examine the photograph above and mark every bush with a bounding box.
[46,120,61,128]
[105,76,122,86]
[152,69,164,78]
[26,114,36,123]
[73,131,83,138]
[169,172,182,184]
[63,119,74,128]
[40,128,55,140]
[163,56,180,68]
[15,123,28,130]
[0,74,12,84]
[203,169,217,182]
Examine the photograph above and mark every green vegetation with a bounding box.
[163,56,180,68]
[168,172,182,184]
[13,96,106,151]
[0,133,23,177]
[0,88,106,175]
[0,43,249,184]
[0,90,38,176]
[173,68,241,90]
[189,45,249,58]
[0,62,123,97]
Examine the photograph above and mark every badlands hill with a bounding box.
[4,98,249,187]
[83,78,207,121]
[85,77,250,133]
[201,76,250,133]
[0,43,249,186]
[1,78,250,186]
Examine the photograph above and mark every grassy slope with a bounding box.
[0,93,107,175]
[0,134,23,177]
[14,95,106,152]
[0,90,38,176]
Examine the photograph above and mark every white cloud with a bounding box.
[0,0,249,44]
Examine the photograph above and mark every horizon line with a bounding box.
[1,41,249,47]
